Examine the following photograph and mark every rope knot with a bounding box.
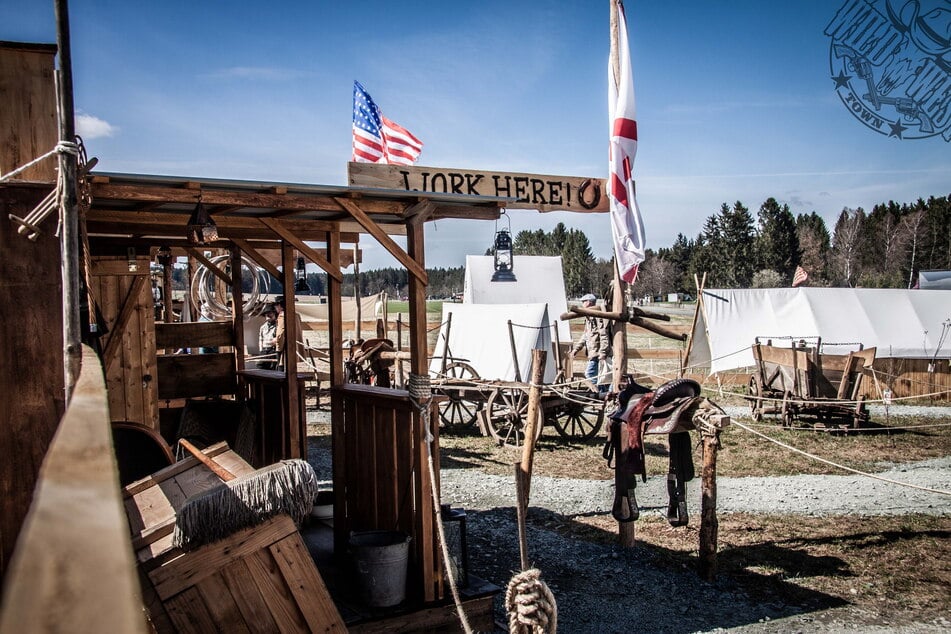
[505,568,558,634]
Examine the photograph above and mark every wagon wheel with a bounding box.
[748,375,763,422]
[781,391,794,426]
[485,387,544,448]
[437,361,482,429]
[550,391,605,441]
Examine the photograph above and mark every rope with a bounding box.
[191,254,270,318]
[505,568,558,634]
[408,373,473,634]
[0,141,79,182]
[731,418,951,496]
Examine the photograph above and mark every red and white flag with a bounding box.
[792,265,809,287]
[352,81,423,165]
[608,0,646,284]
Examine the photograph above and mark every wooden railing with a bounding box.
[0,345,147,633]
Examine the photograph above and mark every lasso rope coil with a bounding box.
[190,254,270,318]
[505,568,558,634]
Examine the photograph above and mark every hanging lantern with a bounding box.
[491,211,516,283]
[295,255,310,294]
[186,193,218,245]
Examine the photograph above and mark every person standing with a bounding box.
[571,293,611,393]
[273,296,286,370]
[257,304,278,370]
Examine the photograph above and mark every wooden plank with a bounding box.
[231,237,282,280]
[269,535,346,632]
[0,45,58,181]
[626,348,685,360]
[149,515,297,601]
[196,572,253,634]
[164,586,220,634]
[244,547,308,634]
[0,186,65,579]
[335,197,427,284]
[348,593,496,633]
[123,443,234,496]
[156,353,237,400]
[259,217,342,282]
[102,275,148,371]
[220,559,281,634]
[347,162,609,213]
[0,346,147,634]
[89,256,151,276]
[155,321,235,349]
[185,246,234,287]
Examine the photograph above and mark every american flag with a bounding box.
[792,265,809,287]
[352,81,423,165]
[608,0,646,284]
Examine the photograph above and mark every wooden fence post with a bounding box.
[698,413,729,581]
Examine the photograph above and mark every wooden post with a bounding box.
[406,220,440,602]
[353,243,361,340]
[231,246,245,374]
[698,414,728,581]
[161,254,174,323]
[55,0,82,400]
[515,349,546,569]
[281,241,301,459]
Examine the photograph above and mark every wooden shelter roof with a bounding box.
[84,171,514,243]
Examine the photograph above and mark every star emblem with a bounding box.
[888,120,908,138]
[831,69,852,89]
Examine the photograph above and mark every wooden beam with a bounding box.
[85,210,404,240]
[102,276,148,369]
[258,218,342,282]
[334,197,428,284]
[230,238,281,281]
[184,247,233,287]
[402,199,436,226]
[90,182,407,214]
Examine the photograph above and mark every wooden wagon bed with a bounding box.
[746,340,876,428]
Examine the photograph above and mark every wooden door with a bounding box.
[90,254,158,428]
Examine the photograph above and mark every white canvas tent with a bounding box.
[429,303,557,383]
[463,255,571,343]
[687,288,951,375]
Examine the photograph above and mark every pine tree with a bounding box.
[719,201,756,287]
[755,197,800,280]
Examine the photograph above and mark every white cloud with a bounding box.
[75,113,117,139]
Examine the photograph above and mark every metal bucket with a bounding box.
[349,530,411,607]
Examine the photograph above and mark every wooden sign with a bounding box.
[348,162,610,213]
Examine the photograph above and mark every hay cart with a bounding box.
[746,337,876,428]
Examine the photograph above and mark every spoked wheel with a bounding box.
[485,387,544,448]
[748,375,763,421]
[437,362,482,429]
[550,391,604,441]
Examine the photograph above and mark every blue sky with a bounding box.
[4,1,949,270]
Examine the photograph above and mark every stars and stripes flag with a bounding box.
[792,265,809,287]
[608,0,646,284]
[352,81,423,165]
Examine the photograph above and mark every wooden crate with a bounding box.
[124,443,345,633]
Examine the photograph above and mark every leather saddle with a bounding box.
[604,378,702,527]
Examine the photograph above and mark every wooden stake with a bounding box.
[515,349,546,570]
[698,419,723,581]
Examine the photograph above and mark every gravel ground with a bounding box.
[307,406,951,633]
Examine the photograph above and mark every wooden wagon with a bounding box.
[746,338,876,428]
[431,358,606,446]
